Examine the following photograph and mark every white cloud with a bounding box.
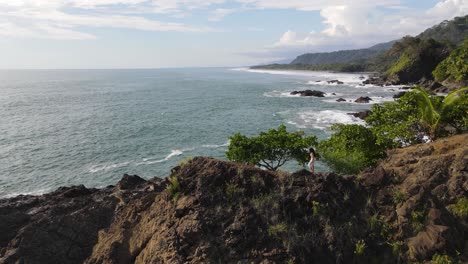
[0,0,217,39]
[209,8,236,21]
[272,0,468,50]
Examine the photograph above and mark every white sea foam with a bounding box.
[202,141,230,148]
[136,149,184,165]
[264,90,342,98]
[263,90,300,98]
[3,189,49,198]
[323,96,394,105]
[88,162,130,173]
[235,68,369,83]
[289,110,365,130]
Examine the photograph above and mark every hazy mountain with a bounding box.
[290,40,396,65]
[417,15,468,46]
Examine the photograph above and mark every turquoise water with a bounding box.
[0,68,399,197]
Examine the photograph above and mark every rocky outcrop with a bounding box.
[1,135,467,263]
[355,96,373,103]
[327,80,344,84]
[290,90,325,97]
[348,110,372,120]
[393,91,407,98]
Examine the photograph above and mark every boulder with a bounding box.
[393,92,407,99]
[290,90,325,97]
[354,96,373,103]
[348,110,372,120]
[327,80,344,84]
[336,98,346,102]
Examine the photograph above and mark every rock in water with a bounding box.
[336,98,346,102]
[348,110,372,120]
[354,96,373,103]
[327,80,344,84]
[393,92,407,98]
[290,90,325,97]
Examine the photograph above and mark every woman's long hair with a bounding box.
[309,147,316,156]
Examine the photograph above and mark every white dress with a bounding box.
[308,155,315,171]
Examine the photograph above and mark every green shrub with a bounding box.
[433,40,468,82]
[167,176,181,202]
[411,210,426,233]
[366,91,425,147]
[268,222,288,238]
[179,156,193,167]
[448,197,468,218]
[225,183,240,202]
[354,240,366,256]
[226,124,317,171]
[393,189,407,205]
[432,253,458,264]
[311,200,328,217]
[388,241,404,257]
[318,124,386,174]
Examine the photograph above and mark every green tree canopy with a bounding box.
[317,124,386,174]
[226,125,317,171]
[433,40,468,82]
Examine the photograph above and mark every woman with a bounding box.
[308,148,316,173]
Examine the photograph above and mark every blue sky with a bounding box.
[0,0,466,69]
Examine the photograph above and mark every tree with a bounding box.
[433,40,468,82]
[412,86,468,139]
[366,87,468,145]
[317,124,386,174]
[226,125,317,171]
[366,92,425,148]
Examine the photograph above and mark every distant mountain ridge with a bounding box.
[290,40,396,65]
[255,15,467,70]
[417,15,468,45]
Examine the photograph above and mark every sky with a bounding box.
[0,0,466,69]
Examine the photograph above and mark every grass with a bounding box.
[268,222,288,238]
[179,156,193,167]
[411,210,426,233]
[432,253,459,264]
[448,197,468,218]
[225,182,239,202]
[388,241,404,257]
[392,189,407,205]
[167,176,181,202]
[312,200,327,217]
[354,240,366,256]
[368,213,391,239]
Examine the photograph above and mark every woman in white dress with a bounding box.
[308,148,316,173]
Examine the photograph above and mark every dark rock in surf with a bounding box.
[354,96,373,103]
[290,90,325,97]
[393,92,407,99]
[348,110,372,120]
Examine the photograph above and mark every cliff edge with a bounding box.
[1,134,467,263]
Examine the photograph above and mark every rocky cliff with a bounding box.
[1,134,467,263]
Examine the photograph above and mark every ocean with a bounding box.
[0,68,401,198]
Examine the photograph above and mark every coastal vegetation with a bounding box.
[317,124,384,174]
[226,124,317,171]
[226,87,467,173]
[252,15,468,91]
[433,40,468,82]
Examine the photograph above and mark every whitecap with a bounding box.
[288,110,365,130]
[136,149,184,166]
[263,90,300,98]
[3,189,49,198]
[202,141,230,148]
[88,162,130,173]
[323,96,394,105]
